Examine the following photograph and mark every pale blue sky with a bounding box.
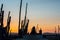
[0,0,60,20]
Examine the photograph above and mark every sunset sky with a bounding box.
[0,0,60,33]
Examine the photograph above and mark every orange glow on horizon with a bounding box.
[3,18,60,33]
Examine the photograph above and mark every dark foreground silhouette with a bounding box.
[0,0,60,40]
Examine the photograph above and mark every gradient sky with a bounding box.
[0,0,60,33]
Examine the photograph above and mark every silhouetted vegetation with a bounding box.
[0,0,60,40]
[30,26,37,35]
